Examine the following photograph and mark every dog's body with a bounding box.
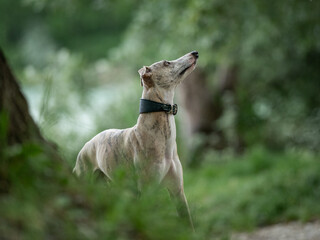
[74,51,199,229]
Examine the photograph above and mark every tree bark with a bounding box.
[178,66,245,166]
[0,48,60,193]
[0,49,45,145]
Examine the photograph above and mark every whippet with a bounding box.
[74,51,199,229]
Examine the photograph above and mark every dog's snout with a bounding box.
[191,51,199,59]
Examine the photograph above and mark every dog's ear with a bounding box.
[138,66,153,88]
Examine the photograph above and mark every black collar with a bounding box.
[139,99,178,115]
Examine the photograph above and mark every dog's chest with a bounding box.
[139,114,176,159]
[153,115,176,158]
[152,114,176,141]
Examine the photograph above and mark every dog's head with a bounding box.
[138,51,199,89]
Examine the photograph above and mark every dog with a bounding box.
[73,51,199,229]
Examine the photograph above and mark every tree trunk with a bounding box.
[178,66,245,166]
[0,48,60,193]
[0,50,44,145]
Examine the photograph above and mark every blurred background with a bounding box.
[0,0,319,239]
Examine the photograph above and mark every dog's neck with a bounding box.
[141,87,175,105]
[136,87,176,138]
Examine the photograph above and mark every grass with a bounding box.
[1,143,319,240]
[184,147,320,238]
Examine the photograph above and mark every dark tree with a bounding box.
[0,48,60,193]
[0,49,44,145]
[178,66,245,166]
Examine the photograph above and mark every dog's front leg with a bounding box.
[137,161,166,192]
[163,157,194,231]
[169,187,194,230]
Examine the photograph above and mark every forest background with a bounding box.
[0,0,319,239]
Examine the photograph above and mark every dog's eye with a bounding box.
[164,61,170,67]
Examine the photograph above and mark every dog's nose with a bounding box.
[191,51,199,59]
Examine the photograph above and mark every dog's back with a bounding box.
[73,128,135,179]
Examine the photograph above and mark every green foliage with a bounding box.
[185,147,320,237]
[0,0,140,64]
[2,0,319,151]
[0,141,193,240]
[20,49,96,159]
[1,139,319,239]
[112,0,320,151]
[1,1,320,239]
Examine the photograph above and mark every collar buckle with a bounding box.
[168,104,178,115]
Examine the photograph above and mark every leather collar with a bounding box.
[139,99,178,115]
